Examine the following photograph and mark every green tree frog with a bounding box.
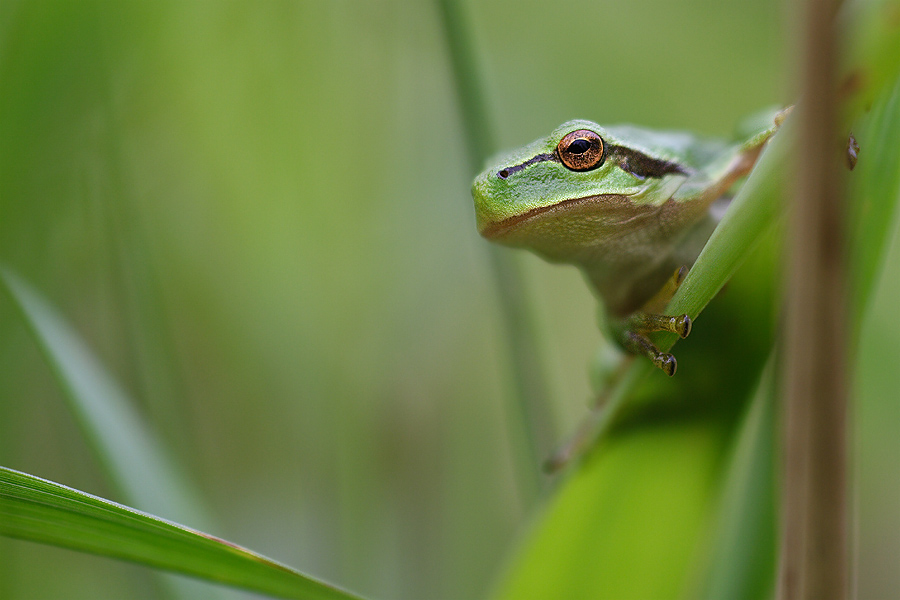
[472,110,786,376]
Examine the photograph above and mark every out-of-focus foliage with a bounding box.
[0,466,363,600]
[1,1,897,599]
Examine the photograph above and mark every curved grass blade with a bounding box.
[693,356,778,600]
[0,467,364,600]
[662,115,791,336]
[0,267,250,598]
[847,73,900,321]
[0,266,204,524]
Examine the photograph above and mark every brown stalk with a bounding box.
[778,0,850,598]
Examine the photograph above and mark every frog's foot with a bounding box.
[621,309,692,376]
[622,330,679,376]
[617,265,693,375]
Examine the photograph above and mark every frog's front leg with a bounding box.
[620,325,688,376]
[616,266,692,376]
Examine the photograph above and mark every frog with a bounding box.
[472,109,787,376]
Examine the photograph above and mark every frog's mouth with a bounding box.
[478,193,638,240]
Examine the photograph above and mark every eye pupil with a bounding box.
[567,139,591,154]
[557,129,605,171]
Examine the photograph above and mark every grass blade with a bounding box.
[0,265,204,525]
[663,115,791,340]
[435,0,556,501]
[694,357,778,600]
[848,73,900,320]
[0,467,364,600]
[0,266,237,598]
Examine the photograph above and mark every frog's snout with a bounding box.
[471,172,498,236]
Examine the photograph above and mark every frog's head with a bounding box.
[472,120,689,261]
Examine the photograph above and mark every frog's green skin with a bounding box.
[472,111,784,374]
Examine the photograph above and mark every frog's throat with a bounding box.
[479,193,633,240]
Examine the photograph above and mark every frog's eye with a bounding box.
[557,129,605,171]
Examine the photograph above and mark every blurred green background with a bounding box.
[0,1,896,599]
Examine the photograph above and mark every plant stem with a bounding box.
[778,0,850,597]
[435,0,554,501]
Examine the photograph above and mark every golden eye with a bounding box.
[557,129,605,171]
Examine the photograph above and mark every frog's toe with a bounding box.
[654,353,677,377]
[622,330,679,376]
[675,315,692,338]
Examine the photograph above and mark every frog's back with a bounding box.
[601,124,730,173]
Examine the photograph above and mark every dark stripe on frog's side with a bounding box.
[495,146,688,180]
[607,145,689,179]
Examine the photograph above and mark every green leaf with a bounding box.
[493,420,725,599]
[0,467,364,600]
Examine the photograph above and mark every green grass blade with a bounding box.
[0,467,364,600]
[663,115,791,343]
[435,0,554,502]
[841,0,900,118]
[694,357,778,600]
[848,73,900,321]
[0,266,236,598]
[0,266,205,526]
